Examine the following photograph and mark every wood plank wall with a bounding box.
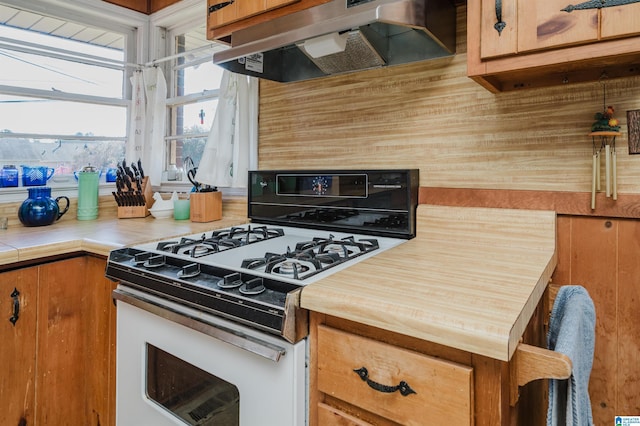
[258,6,640,202]
[258,7,640,423]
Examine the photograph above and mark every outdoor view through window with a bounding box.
[0,4,224,187]
[0,21,127,182]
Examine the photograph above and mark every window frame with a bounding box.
[0,0,146,201]
[151,2,231,192]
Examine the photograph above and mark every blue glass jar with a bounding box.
[0,165,19,187]
[18,187,70,227]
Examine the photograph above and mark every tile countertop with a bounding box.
[1,203,557,362]
[300,204,558,362]
[0,214,248,267]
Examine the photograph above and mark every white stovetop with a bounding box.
[134,223,407,285]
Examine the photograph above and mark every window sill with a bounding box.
[0,181,117,203]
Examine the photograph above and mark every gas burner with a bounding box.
[296,236,379,259]
[155,236,202,254]
[272,260,311,277]
[185,240,230,257]
[212,225,285,244]
[243,249,338,279]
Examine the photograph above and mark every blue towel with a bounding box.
[547,285,596,426]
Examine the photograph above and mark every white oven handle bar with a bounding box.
[112,288,287,362]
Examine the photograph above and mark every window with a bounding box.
[0,0,237,195]
[0,3,135,188]
[163,24,226,184]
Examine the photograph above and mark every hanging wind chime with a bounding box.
[589,80,621,210]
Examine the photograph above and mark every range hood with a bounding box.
[212,0,456,83]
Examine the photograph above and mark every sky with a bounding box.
[0,23,222,138]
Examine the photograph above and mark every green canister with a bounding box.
[76,165,99,220]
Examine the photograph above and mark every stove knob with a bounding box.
[179,263,200,278]
[240,277,266,295]
[146,254,166,267]
[133,251,153,265]
[219,272,243,288]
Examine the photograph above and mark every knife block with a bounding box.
[117,176,153,218]
[190,191,222,222]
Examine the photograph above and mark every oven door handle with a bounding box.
[112,288,287,362]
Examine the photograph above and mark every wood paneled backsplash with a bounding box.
[258,5,640,195]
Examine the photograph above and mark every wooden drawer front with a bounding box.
[317,326,473,426]
[318,402,374,426]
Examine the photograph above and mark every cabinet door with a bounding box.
[236,1,267,21]
[564,217,617,426]
[617,219,640,416]
[103,0,148,13]
[318,402,374,426]
[266,0,298,10]
[601,3,640,39]
[35,256,117,426]
[208,0,240,28]
[209,0,277,28]
[517,0,598,52]
[0,267,38,426]
[480,0,518,59]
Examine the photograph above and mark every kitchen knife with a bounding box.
[123,173,133,192]
[125,165,135,181]
[137,158,144,178]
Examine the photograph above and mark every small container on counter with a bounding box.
[76,165,99,220]
[0,165,19,187]
[21,165,55,186]
[173,198,190,220]
[18,187,70,227]
[190,191,222,222]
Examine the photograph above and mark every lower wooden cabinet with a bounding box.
[553,216,640,425]
[0,255,116,426]
[0,267,38,426]
[310,308,550,426]
[317,325,473,425]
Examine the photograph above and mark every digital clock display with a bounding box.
[276,173,367,197]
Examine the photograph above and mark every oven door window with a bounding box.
[146,344,240,425]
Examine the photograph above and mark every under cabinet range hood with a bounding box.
[212,0,456,83]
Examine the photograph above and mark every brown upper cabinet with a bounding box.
[208,0,299,29]
[207,0,331,42]
[468,0,640,92]
[103,0,182,14]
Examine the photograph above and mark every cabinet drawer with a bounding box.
[318,402,373,426]
[317,325,473,426]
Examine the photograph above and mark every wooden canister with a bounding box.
[190,191,222,222]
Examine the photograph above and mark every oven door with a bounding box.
[114,286,307,426]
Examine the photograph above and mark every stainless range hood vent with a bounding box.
[213,0,456,83]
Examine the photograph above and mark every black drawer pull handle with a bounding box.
[353,367,416,396]
[494,0,506,35]
[9,288,20,326]
[209,1,234,14]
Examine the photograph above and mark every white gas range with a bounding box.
[106,169,418,426]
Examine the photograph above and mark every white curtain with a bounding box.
[195,70,258,188]
[126,67,167,186]
[126,70,145,164]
